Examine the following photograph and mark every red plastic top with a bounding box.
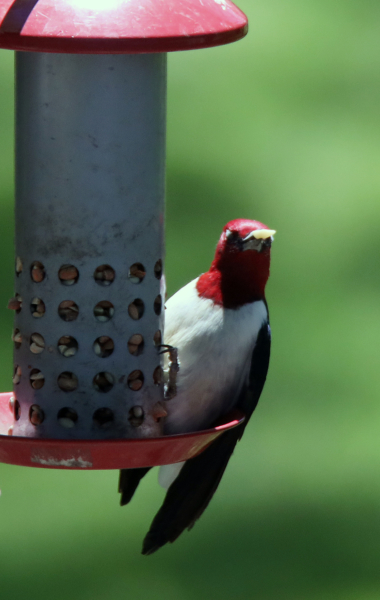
[0,0,248,53]
[0,392,245,469]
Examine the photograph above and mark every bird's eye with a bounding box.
[225,229,239,243]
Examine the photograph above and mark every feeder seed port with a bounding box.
[15,256,23,276]
[30,261,45,283]
[58,300,79,322]
[93,372,114,393]
[154,294,162,315]
[93,301,114,322]
[154,259,162,280]
[153,366,163,385]
[30,332,45,354]
[58,264,79,286]
[128,299,144,320]
[31,297,46,318]
[58,336,78,358]
[29,404,45,426]
[13,365,21,385]
[30,369,45,390]
[127,370,144,391]
[94,264,115,286]
[12,329,22,349]
[153,330,162,346]
[128,262,146,284]
[93,407,114,426]
[57,407,78,428]
[128,333,144,356]
[93,336,114,358]
[129,405,144,427]
[57,372,78,392]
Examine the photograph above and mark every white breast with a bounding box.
[163,278,268,434]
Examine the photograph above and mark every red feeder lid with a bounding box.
[0,392,245,469]
[0,0,248,54]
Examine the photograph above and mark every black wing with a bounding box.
[142,319,271,555]
[119,467,151,506]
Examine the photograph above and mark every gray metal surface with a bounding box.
[12,52,167,439]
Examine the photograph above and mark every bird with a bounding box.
[119,218,275,554]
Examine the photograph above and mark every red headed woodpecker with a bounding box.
[119,218,275,554]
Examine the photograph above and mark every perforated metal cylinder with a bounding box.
[12,52,167,439]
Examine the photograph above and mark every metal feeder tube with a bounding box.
[13,52,167,439]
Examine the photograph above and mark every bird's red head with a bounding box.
[197,219,275,309]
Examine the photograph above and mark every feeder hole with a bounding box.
[14,399,21,421]
[93,372,114,393]
[29,404,45,426]
[94,264,115,286]
[128,262,146,284]
[57,407,78,428]
[16,256,23,276]
[154,259,162,280]
[31,261,45,283]
[129,405,144,427]
[57,372,78,392]
[30,369,45,390]
[93,301,114,322]
[58,336,78,358]
[58,300,79,322]
[128,333,144,356]
[59,264,79,286]
[12,329,22,349]
[153,366,163,385]
[31,297,46,318]
[93,407,114,426]
[93,336,114,358]
[153,330,162,346]
[13,365,21,385]
[30,332,45,354]
[154,294,162,316]
[128,298,144,320]
[127,370,144,391]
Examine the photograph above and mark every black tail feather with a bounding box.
[119,467,151,506]
[142,425,243,555]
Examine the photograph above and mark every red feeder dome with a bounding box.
[0,0,248,53]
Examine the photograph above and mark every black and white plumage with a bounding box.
[119,219,275,554]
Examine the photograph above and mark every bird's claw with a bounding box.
[159,344,179,400]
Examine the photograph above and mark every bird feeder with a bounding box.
[0,0,247,469]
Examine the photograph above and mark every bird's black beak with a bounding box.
[241,229,276,252]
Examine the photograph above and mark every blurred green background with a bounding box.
[1,0,380,598]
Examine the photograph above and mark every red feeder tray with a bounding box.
[0,392,245,470]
